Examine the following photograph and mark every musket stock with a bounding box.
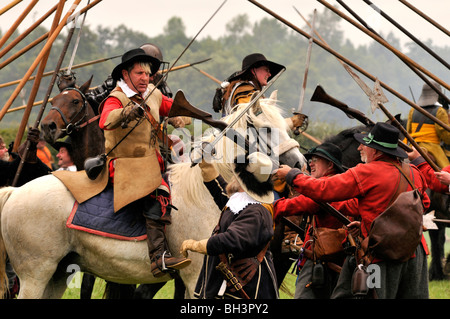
[311,85,373,126]
[311,85,412,152]
[169,90,227,130]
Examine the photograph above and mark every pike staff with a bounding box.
[316,0,449,91]
[140,0,227,107]
[361,0,450,70]
[336,0,450,105]
[293,9,316,136]
[399,0,450,37]
[247,0,450,131]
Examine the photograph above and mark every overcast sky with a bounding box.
[1,0,449,49]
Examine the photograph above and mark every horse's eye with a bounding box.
[72,99,80,104]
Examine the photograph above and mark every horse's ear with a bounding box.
[79,75,93,94]
[267,90,277,106]
[250,91,262,114]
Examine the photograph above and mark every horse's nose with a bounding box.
[40,121,57,142]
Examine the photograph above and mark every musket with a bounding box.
[399,0,450,37]
[293,9,316,136]
[248,0,450,132]
[361,0,450,70]
[310,85,412,153]
[336,0,450,105]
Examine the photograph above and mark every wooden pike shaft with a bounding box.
[0,2,59,60]
[377,102,440,172]
[0,0,38,49]
[0,55,120,89]
[0,0,22,16]
[317,0,449,90]
[0,0,82,122]
[11,0,65,155]
[399,0,450,37]
[248,0,450,132]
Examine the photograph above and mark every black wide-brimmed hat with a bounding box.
[304,142,346,173]
[354,122,407,158]
[53,136,72,151]
[111,48,161,81]
[227,53,285,82]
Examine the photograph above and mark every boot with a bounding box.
[145,218,191,277]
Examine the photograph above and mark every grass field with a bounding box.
[61,229,450,299]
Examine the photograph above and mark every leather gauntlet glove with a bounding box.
[18,127,40,163]
[199,159,219,182]
[180,239,209,258]
[121,104,144,125]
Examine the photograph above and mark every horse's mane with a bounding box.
[169,95,288,205]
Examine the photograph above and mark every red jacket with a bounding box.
[412,157,450,194]
[274,174,358,264]
[274,174,358,228]
[286,155,430,238]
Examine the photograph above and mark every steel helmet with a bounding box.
[140,43,165,63]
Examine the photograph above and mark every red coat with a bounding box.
[274,174,358,263]
[412,157,450,194]
[286,155,430,238]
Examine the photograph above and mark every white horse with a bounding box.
[0,95,306,299]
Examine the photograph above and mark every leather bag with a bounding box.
[367,163,424,262]
[313,227,347,261]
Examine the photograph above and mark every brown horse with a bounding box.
[40,77,105,171]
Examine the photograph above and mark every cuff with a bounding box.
[285,168,303,185]
[410,156,426,166]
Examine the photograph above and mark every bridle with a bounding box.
[50,87,99,135]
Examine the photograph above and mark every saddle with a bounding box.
[66,184,148,241]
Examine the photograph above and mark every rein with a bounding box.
[51,87,99,135]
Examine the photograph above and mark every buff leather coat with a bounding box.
[53,84,167,212]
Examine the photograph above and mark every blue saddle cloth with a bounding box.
[67,185,147,241]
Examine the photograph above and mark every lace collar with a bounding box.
[226,192,260,215]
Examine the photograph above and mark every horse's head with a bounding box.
[209,91,307,180]
[41,76,93,144]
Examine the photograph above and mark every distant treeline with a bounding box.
[1,7,448,140]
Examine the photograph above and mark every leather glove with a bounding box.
[168,116,185,128]
[18,127,40,163]
[285,113,308,130]
[121,104,144,125]
[180,239,209,258]
[199,159,219,182]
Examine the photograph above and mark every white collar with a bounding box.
[226,192,260,215]
[117,79,150,99]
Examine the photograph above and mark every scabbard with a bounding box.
[216,261,250,299]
